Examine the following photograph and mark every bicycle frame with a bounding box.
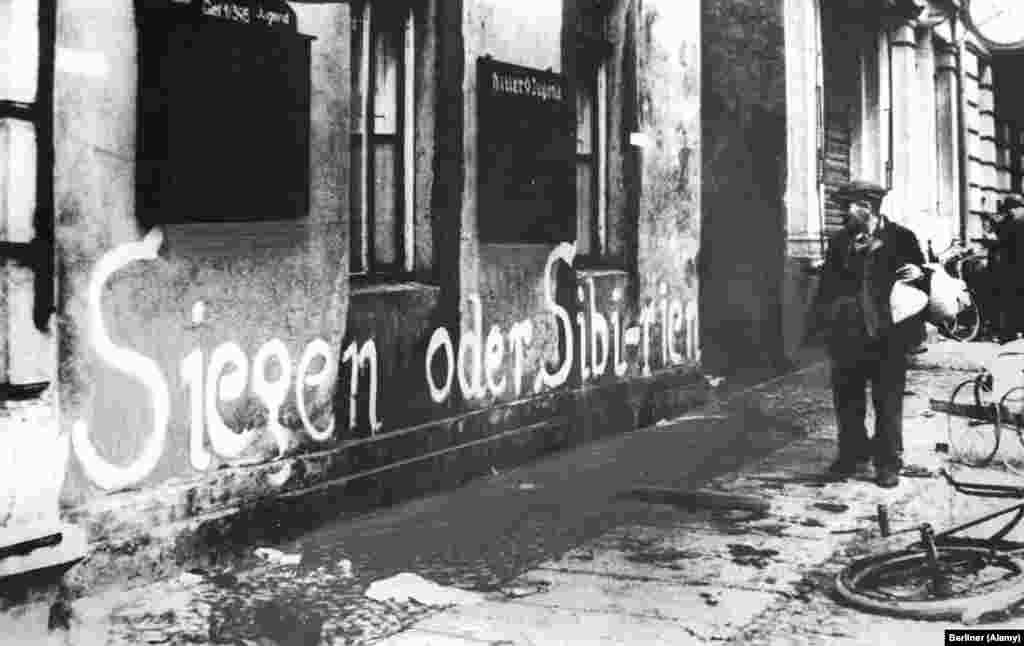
[910,469,1024,549]
[835,464,1024,621]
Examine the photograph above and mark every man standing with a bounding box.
[997,194,1024,341]
[807,182,926,488]
[977,198,1019,340]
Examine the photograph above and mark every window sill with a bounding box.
[350,279,440,297]
[575,266,628,279]
[573,253,628,275]
[162,219,311,257]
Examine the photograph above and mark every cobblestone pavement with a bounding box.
[5,340,1023,645]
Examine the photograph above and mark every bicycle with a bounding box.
[928,240,984,343]
[835,468,1024,622]
[935,341,1024,472]
[941,369,999,468]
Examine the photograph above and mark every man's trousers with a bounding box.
[830,338,908,471]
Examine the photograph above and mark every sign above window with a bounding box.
[153,0,300,34]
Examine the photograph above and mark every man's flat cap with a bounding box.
[834,181,889,205]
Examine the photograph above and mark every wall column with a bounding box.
[887,23,917,231]
[914,27,944,248]
[783,0,822,261]
[936,41,961,242]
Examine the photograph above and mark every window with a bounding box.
[575,59,607,257]
[996,121,1013,192]
[1017,128,1024,193]
[574,3,611,260]
[0,0,55,392]
[351,0,416,277]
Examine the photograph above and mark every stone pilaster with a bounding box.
[887,23,917,230]
[783,0,823,262]
[913,26,942,247]
[935,41,961,240]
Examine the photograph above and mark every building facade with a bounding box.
[774,0,1024,359]
[778,0,959,355]
[702,0,1024,387]
[0,0,702,586]
[9,0,1019,592]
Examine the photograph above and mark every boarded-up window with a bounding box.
[477,58,574,243]
[137,1,313,225]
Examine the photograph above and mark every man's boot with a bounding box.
[826,457,872,480]
[875,464,900,488]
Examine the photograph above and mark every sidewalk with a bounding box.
[4,339,1023,645]
[370,349,1004,646]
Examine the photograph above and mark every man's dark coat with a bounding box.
[808,217,926,355]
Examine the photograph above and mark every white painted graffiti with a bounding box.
[72,228,171,492]
[74,231,699,490]
[341,339,381,433]
[420,242,699,406]
[179,335,335,487]
[425,242,577,404]
[74,228,335,491]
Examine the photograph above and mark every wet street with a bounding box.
[6,341,1024,644]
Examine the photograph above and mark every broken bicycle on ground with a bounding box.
[833,343,1024,622]
[834,469,1024,622]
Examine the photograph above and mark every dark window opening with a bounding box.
[572,1,613,262]
[575,54,608,259]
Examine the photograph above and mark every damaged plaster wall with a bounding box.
[700,0,787,374]
[637,0,701,370]
[54,1,349,506]
[460,0,565,410]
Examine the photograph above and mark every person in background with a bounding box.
[976,200,1016,340]
[805,182,927,488]
[997,194,1024,341]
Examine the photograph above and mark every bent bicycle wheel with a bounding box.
[835,543,1024,621]
[947,378,999,468]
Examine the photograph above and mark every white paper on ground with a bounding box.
[364,572,485,606]
[177,571,204,586]
[337,558,354,577]
[704,375,726,388]
[254,547,302,566]
[654,414,729,427]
